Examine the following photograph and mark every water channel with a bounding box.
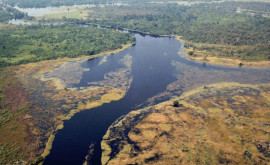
[43,34,270,164]
[9,7,270,164]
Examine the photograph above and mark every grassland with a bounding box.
[0,67,40,164]
[39,5,92,20]
[102,82,270,164]
[175,36,270,67]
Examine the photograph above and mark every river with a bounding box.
[43,34,270,164]
[8,4,270,165]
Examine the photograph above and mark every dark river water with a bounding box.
[44,34,270,165]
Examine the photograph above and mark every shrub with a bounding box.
[188,51,194,56]
[239,63,243,67]
[173,100,179,107]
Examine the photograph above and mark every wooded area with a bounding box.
[0,25,135,68]
[71,2,269,61]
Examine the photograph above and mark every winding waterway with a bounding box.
[43,34,270,164]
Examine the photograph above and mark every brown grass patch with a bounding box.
[102,82,270,164]
[175,35,270,68]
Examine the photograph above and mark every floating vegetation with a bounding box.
[88,54,133,91]
[99,56,108,66]
[138,60,270,108]
[102,82,270,165]
[37,60,88,88]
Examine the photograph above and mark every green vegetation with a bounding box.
[4,0,178,8]
[0,68,32,164]
[4,0,270,8]
[0,110,13,127]
[0,0,269,163]
[5,0,105,8]
[81,2,270,43]
[173,100,179,107]
[57,2,269,61]
[0,69,13,115]
[0,144,20,165]
[3,1,270,62]
[0,4,33,23]
[0,24,135,68]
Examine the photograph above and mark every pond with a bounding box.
[43,34,270,164]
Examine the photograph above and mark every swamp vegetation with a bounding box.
[0,0,269,164]
[102,83,270,164]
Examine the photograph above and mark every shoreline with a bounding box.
[16,41,135,73]
[101,82,270,164]
[39,35,270,161]
[5,23,270,163]
[71,23,270,69]
[40,88,127,160]
[82,22,171,38]
[174,36,270,68]
[12,41,135,163]
[39,43,134,159]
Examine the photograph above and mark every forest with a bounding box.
[3,0,176,8]
[1,0,269,62]
[83,2,270,44]
[65,2,269,61]
[0,25,135,68]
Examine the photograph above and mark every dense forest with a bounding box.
[82,2,270,45]
[3,0,176,8]
[235,2,270,12]
[1,1,270,61]
[4,0,103,8]
[67,2,269,61]
[0,25,135,68]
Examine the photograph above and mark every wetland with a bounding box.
[0,1,270,164]
[36,34,270,164]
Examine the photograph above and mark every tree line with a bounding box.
[0,24,135,68]
[72,2,269,60]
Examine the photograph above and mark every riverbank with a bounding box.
[81,23,171,38]
[175,36,270,68]
[23,43,134,161]
[0,40,134,163]
[32,31,270,164]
